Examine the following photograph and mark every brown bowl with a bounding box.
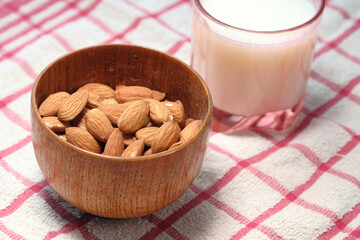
[30,44,212,218]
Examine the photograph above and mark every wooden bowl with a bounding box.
[30,44,212,218]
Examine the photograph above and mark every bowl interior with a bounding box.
[33,44,211,124]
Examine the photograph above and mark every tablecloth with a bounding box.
[1,0,360,239]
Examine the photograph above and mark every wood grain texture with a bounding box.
[30,44,212,218]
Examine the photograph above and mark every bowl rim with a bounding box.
[31,44,213,162]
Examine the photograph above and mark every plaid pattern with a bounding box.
[0,0,360,239]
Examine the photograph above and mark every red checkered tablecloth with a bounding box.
[1,0,360,239]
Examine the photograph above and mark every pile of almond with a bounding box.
[38,83,203,157]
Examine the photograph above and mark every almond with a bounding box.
[97,101,135,125]
[162,100,186,128]
[71,107,90,129]
[58,90,89,121]
[135,127,159,147]
[58,134,67,141]
[103,128,124,157]
[79,83,115,100]
[115,84,127,91]
[87,93,101,109]
[180,120,203,142]
[65,127,102,153]
[169,141,183,150]
[121,139,144,157]
[123,134,137,146]
[115,86,152,103]
[118,100,150,134]
[141,117,153,128]
[152,90,166,101]
[42,116,71,133]
[85,108,113,142]
[144,148,153,156]
[101,98,118,105]
[147,99,171,125]
[38,92,70,117]
[185,118,195,127]
[151,121,181,153]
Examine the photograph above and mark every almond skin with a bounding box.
[135,127,159,147]
[65,127,102,153]
[169,141,183,150]
[71,107,90,130]
[103,128,124,157]
[162,100,186,128]
[87,93,101,109]
[151,121,181,153]
[123,134,137,146]
[101,98,118,105]
[38,92,70,117]
[85,108,113,142]
[115,86,153,103]
[180,120,203,142]
[97,101,135,125]
[121,139,144,157]
[143,148,153,156]
[151,90,166,101]
[118,100,150,134]
[79,83,115,100]
[42,116,70,133]
[147,99,171,125]
[185,118,195,127]
[58,90,89,122]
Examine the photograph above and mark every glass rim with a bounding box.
[193,0,326,34]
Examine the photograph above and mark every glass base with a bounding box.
[211,100,303,133]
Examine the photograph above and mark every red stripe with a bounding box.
[328,168,360,189]
[166,39,187,55]
[314,19,360,60]
[0,1,75,48]
[0,1,58,43]
[0,83,33,108]
[310,75,360,116]
[106,0,187,43]
[190,185,283,240]
[347,226,360,239]
[39,189,100,240]
[7,56,38,80]
[211,142,339,225]
[231,136,359,239]
[327,3,353,20]
[123,0,191,40]
[0,180,47,218]
[51,32,74,52]
[0,135,33,186]
[0,220,26,240]
[310,70,360,106]
[0,0,101,62]
[43,214,98,240]
[143,214,190,240]
[0,0,31,19]
[318,202,360,239]
[290,143,322,166]
[105,16,145,43]
[1,106,31,132]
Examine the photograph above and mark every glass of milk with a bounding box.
[191,0,325,132]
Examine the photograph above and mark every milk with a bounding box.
[191,0,322,117]
[202,0,315,32]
